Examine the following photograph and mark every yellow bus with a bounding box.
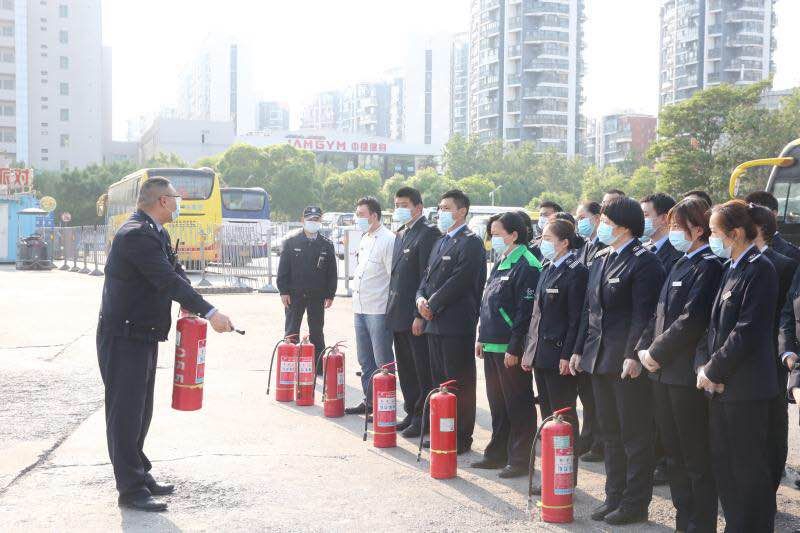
[98,167,222,266]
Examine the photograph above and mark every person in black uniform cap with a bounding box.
[750,204,798,492]
[698,199,778,532]
[637,198,722,533]
[277,205,338,370]
[745,190,800,263]
[417,189,487,454]
[98,177,235,512]
[572,200,605,462]
[386,187,441,438]
[473,212,542,478]
[570,196,666,525]
[641,193,682,272]
[522,218,588,490]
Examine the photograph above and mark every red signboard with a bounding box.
[0,168,33,192]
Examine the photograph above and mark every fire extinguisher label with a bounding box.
[197,342,206,365]
[299,361,313,374]
[280,360,296,373]
[553,435,570,448]
[376,391,396,427]
[439,417,455,432]
[174,373,184,384]
[337,369,345,399]
[553,433,574,495]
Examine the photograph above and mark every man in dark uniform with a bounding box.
[641,193,682,271]
[416,189,487,454]
[386,187,441,438]
[746,190,800,263]
[98,177,234,512]
[277,206,338,369]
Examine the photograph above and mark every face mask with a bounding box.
[597,221,618,246]
[356,217,370,232]
[540,239,557,261]
[709,236,731,259]
[537,217,547,230]
[643,217,656,238]
[437,210,454,233]
[393,207,412,224]
[668,230,692,253]
[304,221,321,234]
[170,197,181,222]
[491,236,508,256]
[577,218,595,238]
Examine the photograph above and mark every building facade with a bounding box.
[138,117,235,165]
[659,0,776,108]
[468,0,584,156]
[450,32,469,139]
[338,82,390,138]
[300,90,341,130]
[594,113,657,168]
[256,101,290,131]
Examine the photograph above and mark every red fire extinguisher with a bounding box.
[528,406,574,524]
[172,311,208,411]
[295,337,316,406]
[321,343,345,418]
[416,380,458,479]
[266,335,298,402]
[362,362,397,448]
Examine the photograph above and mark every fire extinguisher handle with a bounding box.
[553,406,572,416]
[439,379,458,389]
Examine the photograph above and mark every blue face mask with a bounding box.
[577,218,595,238]
[668,230,692,253]
[537,217,547,230]
[597,221,618,246]
[393,207,412,224]
[643,217,656,238]
[437,210,454,233]
[491,236,508,256]
[540,239,556,261]
[356,217,370,232]
[709,236,731,259]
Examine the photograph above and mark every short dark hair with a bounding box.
[602,196,645,238]
[546,219,578,250]
[516,210,534,243]
[749,204,777,245]
[490,211,528,244]
[554,212,576,225]
[683,189,713,208]
[744,191,779,213]
[712,199,758,241]
[356,196,382,218]
[137,176,172,208]
[580,200,601,216]
[395,186,422,206]
[441,189,470,212]
[641,192,677,216]
[668,197,712,242]
[605,188,626,197]
[539,200,564,213]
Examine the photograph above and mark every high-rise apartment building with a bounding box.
[256,101,289,131]
[450,32,469,138]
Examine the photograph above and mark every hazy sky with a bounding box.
[103,0,800,140]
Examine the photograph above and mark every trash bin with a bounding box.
[16,234,53,270]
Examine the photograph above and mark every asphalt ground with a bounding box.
[1,265,800,532]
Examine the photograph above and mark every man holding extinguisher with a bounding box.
[98,177,235,512]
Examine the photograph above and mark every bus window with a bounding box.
[222,190,266,212]
[168,174,214,200]
[772,179,800,224]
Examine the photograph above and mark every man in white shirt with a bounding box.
[345,196,396,415]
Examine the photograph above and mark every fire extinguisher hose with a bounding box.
[362,361,397,442]
[417,380,458,461]
[526,406,572,510]
[266,334,298,395]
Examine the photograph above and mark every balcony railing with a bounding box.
[507,73,522,85]
[478,102,501,117]
[508,44,522,57]
[524,58,569,70]
[524,1,569,15]
[508,16,522,30]
[524,30,569,43]
[522,113,568,126]
[507,100,521,113]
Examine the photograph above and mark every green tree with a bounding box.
[144,152,188,168]
[408,167,455,207]
[380,173,409,206]
[215,144,268,186]
[627,166,659,200]
[454,175,496,205]
[525,191,579,215]
[262,144,321,220]
[580,165,628,202]
[321,168,382,212]
[442,134,482,179]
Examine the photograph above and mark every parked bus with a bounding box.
[729,138,800,243]
[98,167,222,264]
[221,187,271,256]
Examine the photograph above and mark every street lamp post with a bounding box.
[490,185,503,206]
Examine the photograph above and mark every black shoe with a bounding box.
[145,480,175,496]
[581,449,604,462]
[590,501,619,521]
[118,494,167,512]
[498,465,528,479]
[470,458,505,469]
[396,414,414,432]
[604,507,648,525]
[531,484,542,496]
[653,463,668,486]
[345,403,367,415]
[401,420,423,439]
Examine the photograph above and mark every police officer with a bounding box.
[698,200,778,531]
[98,177,235,512]
[277,206,338,368]
[473,212,541,478]
[417,189,486,454]
[570,197,665,525]
[641,193,682,271]
[750,205,797,492]
[522,218,588,488]
[573,200,605,462]
[637,198,722,533]
[386,187,440,438]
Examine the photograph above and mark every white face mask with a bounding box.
[304,220,321,234]
[170,197,181,222]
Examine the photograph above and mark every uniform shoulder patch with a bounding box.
[702,253,716,260]
[633,246,646,256]
[595,246,612,257]
[569,260,579,269]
